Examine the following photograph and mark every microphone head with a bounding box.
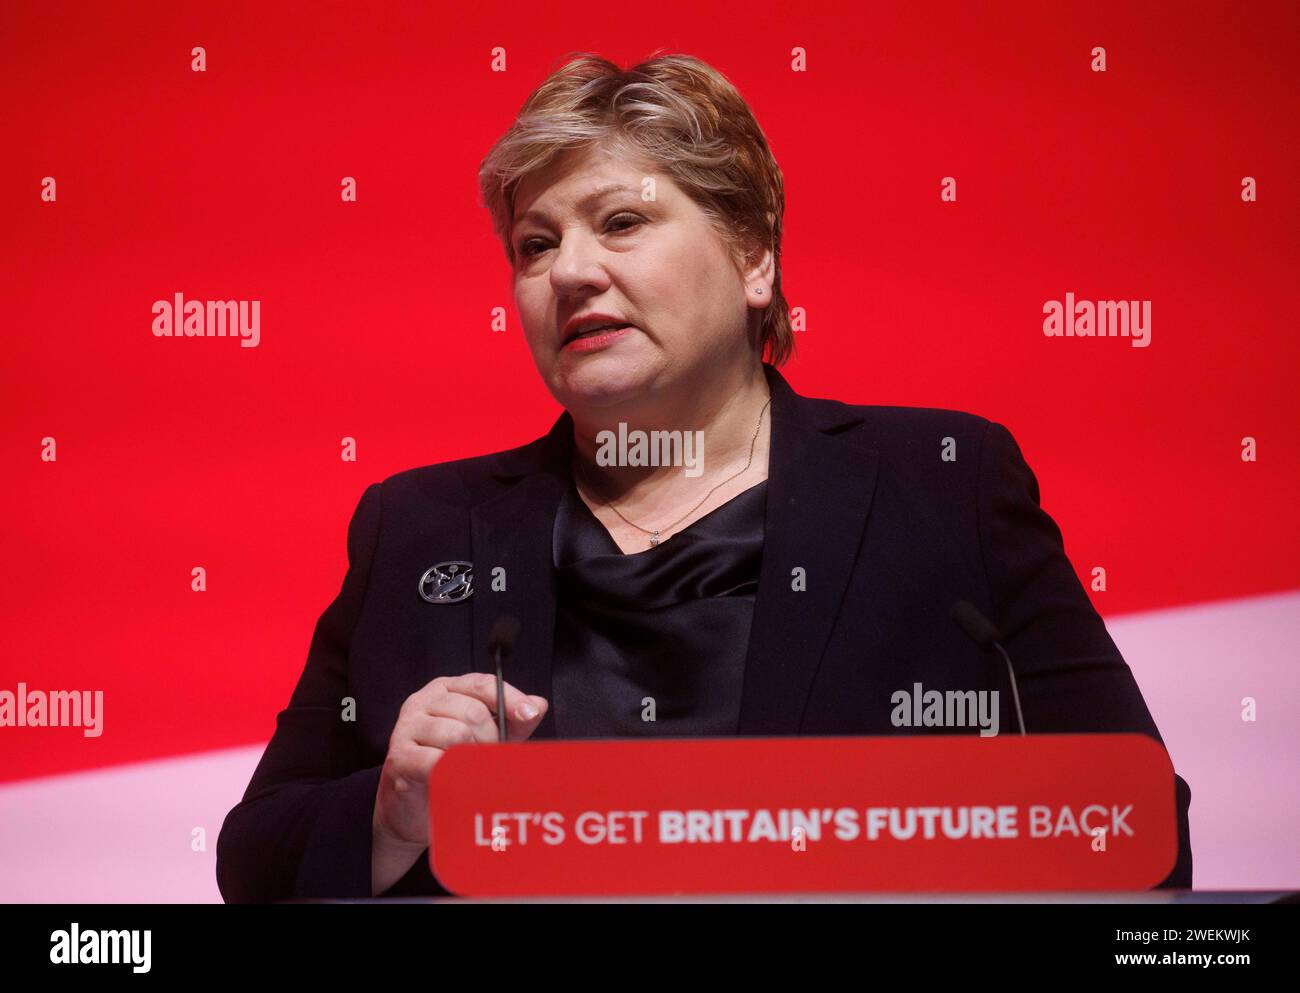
[950,600,1002,648]
[487,615,521,656]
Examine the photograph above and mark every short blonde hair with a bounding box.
[478,51,794,367]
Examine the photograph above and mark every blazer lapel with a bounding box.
[467,363,879,741]
[737,364,879,735]
[469,413,574,740]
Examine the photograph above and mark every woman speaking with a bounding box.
[216,52,1192,901]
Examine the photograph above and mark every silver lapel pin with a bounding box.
[419,561,474,604]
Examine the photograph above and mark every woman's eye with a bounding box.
[607,213,642,232]
[518,215,642,258]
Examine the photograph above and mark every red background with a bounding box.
[2,0,1297,783]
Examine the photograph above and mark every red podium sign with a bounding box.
[427,734,1179,896]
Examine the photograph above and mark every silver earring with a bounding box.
[755,288,763,295]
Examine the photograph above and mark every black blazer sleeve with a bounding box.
[216,481,387,903]
[978,421,1192,888]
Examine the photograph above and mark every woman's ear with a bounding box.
[743,244,775,306]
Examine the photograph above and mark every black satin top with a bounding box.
[550,477,768,738]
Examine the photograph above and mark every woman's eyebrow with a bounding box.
[514,183,639,227]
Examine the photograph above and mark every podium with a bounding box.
[423,733,1181,897]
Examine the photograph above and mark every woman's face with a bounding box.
[510,142,763,413]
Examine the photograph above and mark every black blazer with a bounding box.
[216,363,1192,901]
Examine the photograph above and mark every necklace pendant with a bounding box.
[649,531,661,547]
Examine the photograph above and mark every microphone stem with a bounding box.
[494,646,507,742]
[994,641,1027,735]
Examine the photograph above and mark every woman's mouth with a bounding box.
[562,325,635,352]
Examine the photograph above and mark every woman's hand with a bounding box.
[372,673,549,885]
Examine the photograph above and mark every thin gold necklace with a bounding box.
[576,398,771,549]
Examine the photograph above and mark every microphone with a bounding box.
[950,601,1026,735]
[488,615,520,742]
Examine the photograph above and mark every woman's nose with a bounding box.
[549,230,610,290]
